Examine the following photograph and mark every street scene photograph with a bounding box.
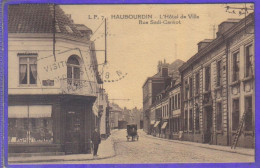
[6,3,255,165]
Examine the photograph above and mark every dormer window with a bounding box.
[65,25,73,33]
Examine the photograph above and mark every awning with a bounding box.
[150,120,155,125]
[154,121,160,128]
[161,122,168,129]
[8,105,52,118]
[8,106,28,118]
[29,105,52,118]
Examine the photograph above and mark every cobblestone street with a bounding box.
[61,129,254,164]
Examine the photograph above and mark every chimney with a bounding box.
[158,60,169,77]
[216,19,240,37]
[197,39,213,51]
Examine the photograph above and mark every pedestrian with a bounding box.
[91,128,101,159]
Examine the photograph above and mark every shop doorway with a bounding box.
[65,104,84,154]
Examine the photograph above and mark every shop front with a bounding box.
[8,94,96,154]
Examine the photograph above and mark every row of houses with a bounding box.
[143,13,254,148]
[109,103,143,130]
[8,4,111,154]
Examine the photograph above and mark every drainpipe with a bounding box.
[53,4,56,62]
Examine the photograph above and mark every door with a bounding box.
[204,106,213,143]
[65,110,81,154]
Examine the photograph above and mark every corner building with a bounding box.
[8,4,103,154]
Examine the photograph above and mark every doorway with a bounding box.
[204,106,213,143]
[65,104,84,154]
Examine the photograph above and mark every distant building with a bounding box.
[109,103,123,129]
[168,79,181,140]
[142,59,184,134]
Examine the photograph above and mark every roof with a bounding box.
[8,4,83,37]
[179,12,254,72]
[75,24,92,33]
[198,39,213,44]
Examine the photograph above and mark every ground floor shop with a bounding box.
[8,94,97,154]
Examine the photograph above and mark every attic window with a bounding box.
[65,25,73,33]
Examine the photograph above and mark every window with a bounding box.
[19,56,37,84]
[8,105,53,144]
[232,99,240,131]
[195,73,200,95]
[244,96,253,131]
[178,93,180,109]
[184,110,188,131]
[195,106,200,131]
[189,109,193,131]
[216,103,222,131]
[205,66,211,91]
[245,45,253,77]
[216,60,222,86]
[166,104,169,117]
[175,95,177,110]
[172,96,175,110]
[185,80,189,100]
[189,77,193,98]
[169,98,172,111]
[67,56,81,86]
[232,52,240,82]
[170,97,173,110]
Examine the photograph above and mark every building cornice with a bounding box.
[8,33,92,45]
[179,13,254,72]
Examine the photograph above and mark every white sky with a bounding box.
[61,4,252,109]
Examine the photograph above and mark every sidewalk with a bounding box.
[8,135,116,164]
[141,131,254,157]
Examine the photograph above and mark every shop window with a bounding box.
[232,52,240,82]
[244,96,253,131]
[232,99,240,131]
[195,73,200,95]
[8,105,53,144]
[216,60,222,86]
[189,77,193,98]
[245,44,253,78]
[205,66,211,91]
[195,106,200,131]
[216,102,222,131]
[178,93,180,109]
[184,110,188,131]
[189,109,193,131]
[19,56,37,85]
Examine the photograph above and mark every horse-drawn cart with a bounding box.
[126,124,139,141]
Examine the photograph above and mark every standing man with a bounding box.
[91,128,101,158]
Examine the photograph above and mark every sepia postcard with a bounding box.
[2,1,257,167]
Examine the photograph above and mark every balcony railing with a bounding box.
[60,78,95,96]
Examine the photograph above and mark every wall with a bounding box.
[8,34,98,97]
